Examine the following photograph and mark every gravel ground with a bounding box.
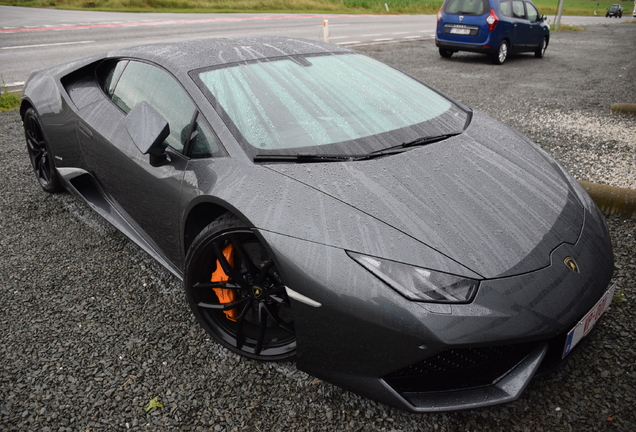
[1,24,635,432]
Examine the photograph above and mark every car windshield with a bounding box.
[194,53,469,159]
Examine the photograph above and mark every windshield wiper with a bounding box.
[254,133,461,163]
[368,132,461,156]
[254,154,364,163]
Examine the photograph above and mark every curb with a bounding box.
[578,180,636,218]
[610,103,636,116]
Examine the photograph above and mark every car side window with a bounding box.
[525,2,539,21]
[189,120,226,159]
[499,1,512,17]
[101,60,128,98]
[512,0,526,18]
[110,61,196,154]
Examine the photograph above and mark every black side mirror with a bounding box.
[541,14,548,21]
[125,101,170,166]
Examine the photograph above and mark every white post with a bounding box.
[555,0,565,31]
[322,20,329,43]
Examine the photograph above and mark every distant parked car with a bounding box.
[606,3,623,17]
[435,0,549,65]
[632,6,635,17]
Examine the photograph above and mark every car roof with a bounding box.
[106,36,352,76]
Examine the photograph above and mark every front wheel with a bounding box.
[491,40,509,65]
[439,48,454,58]
[535,37,548,58]
[184,214,296,361]
[23,108,62,193]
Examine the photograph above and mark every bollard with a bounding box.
[323,20,329,43]
[579,181,636,218]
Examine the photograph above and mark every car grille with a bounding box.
[384,342,539,394]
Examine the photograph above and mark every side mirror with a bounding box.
[541,14,548,21]
[125,101,170,164]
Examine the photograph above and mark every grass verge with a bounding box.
[0,91,21,113]
[0,0,634,15]
[550,23,584,31]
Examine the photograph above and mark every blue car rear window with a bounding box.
[443,0,490,15]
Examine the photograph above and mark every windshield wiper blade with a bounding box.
[254,133,462,163]
[369,132,461,156]
[254,154,362,163]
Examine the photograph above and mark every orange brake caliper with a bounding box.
[211,244,238,322]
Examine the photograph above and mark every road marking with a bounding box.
[336,41,361,45]
[391,31,409,34]
[0,14,386,34]
[1,40,94,50]
[374,38,394,41]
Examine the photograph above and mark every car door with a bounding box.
[78,60,196,268]
[524,1,545,48]
[510,0,530,50]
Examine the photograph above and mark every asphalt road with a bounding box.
[0,6,632,89]
[0,17,634,432]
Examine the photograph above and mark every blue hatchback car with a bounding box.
[435,0,549,64]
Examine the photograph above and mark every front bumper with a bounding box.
[257,193,613,412]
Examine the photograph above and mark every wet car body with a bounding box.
[21,37,614,412]
[436,0,550,64]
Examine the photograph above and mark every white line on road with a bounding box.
[374,38,394,41]
[1,40,94,50]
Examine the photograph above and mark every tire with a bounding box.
[23,108,63,193]
[439,48,453,58]
[184,214,296,361]
[535,37,548,58]
[491,40,509,65]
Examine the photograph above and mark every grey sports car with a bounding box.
[21,36,615,412]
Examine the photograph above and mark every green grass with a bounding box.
[3,0,634,15]
[530,0,634,17]
[0,0,445,14]
[0,0,633,17]
[0,91,21,112]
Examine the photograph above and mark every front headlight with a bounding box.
[348,252,480,303]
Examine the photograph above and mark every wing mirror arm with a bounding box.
[125,101,171,167]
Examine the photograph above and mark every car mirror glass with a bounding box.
[125,101,170,156]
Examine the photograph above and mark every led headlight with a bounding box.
[348,252,480,303]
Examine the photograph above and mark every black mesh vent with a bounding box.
[384,342,539,394]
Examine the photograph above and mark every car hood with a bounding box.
[264,111,584,279]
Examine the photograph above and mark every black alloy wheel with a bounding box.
[185,214,296,360]
[23,108,62,193]
[535,37,548,58]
